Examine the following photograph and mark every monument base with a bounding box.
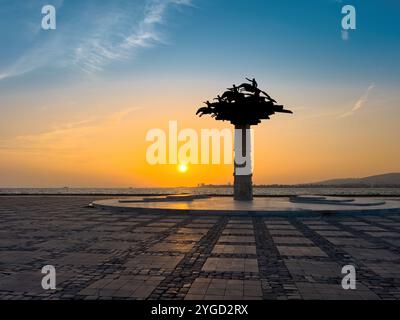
[92,196,400,215]
[234,174,253,201]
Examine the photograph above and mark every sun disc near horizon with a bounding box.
[178,163,188,173]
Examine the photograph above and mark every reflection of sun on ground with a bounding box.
[178,163,188,173]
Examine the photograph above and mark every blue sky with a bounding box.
[0,0,399,187]
[0,0,399,87]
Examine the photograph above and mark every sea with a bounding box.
[1,187,400,196]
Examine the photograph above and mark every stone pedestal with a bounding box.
[234,174,253,201]
[234,125,253,201]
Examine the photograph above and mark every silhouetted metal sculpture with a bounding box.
[196,78,293,201]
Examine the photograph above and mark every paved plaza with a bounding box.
[1,196,400,300]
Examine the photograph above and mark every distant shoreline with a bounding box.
[197,184,400,188]
[1,186,400,198]
[2,194,400,197]
[2,185,400,190]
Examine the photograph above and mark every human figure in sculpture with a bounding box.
[246,77,258,88]
[228,84,240,94]
[203,100,214,108]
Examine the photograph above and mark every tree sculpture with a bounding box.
[196,78,293,200]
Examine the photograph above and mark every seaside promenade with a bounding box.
[0,195,400,300]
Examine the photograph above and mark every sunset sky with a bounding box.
[0,0,399,187]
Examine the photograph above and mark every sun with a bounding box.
[178,163,188,173]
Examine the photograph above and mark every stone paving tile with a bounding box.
[166,234,203,242]
[315,230,353,237]
[323,237,375,247]
[134,227,170,233]
[123,254,184,270]
[127,218,152,223]
[366,232,400,238]
[307,225,340,231]
[218,235,255,243]
[363,262,400,278]
[301,220,329,225]
[0,239,36,250]
[52,253,113,266]
[66,231,105,240]
[266,225,297,230]
[36,239,82,250]
[212,244,257,255]
[340,221,369,226]
[185,223,215,228]
[343,247,399,261]
[105,232,153,241]
[272,236,313,245]
[192,219,219,224]
[264,220,291,225]
[159,219,184,223]
[350,226,386,232]
[383,238,400,247]
[0,251,47,265]
[225,224,253,229]
[176,228,210,234]
[277,246,328,257]
[222,228,254,235]
[227,219,252,224]
[88,241,138,251]
[295,282,379,300]
[202,257,259,273]
[268,229,303,236]
[92,225,128,232]
[0,270,75,293]
[364,218,391,222]
[185,278,262,300]
[148,222,177,228]
[379,222,400,227]
[79,275,165,299]
[147,242,194,253]
[284,259,341,278]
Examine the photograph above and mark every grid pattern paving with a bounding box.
[0,196,400,300]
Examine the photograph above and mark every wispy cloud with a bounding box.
[0,37,63,80]
[0,107,141,153]
[339,83,375,118]
[0,0,192,80]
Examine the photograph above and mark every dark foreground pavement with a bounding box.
[0,196,400,300]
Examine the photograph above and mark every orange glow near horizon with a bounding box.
[0,79,399,188]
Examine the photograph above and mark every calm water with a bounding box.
[1,187,400,196]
